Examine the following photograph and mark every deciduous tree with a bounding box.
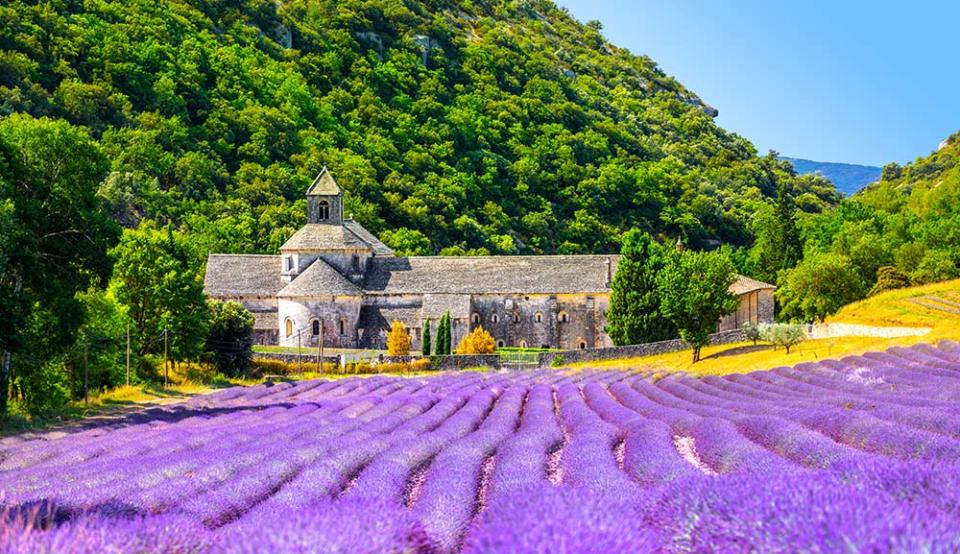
[657,248,739,363]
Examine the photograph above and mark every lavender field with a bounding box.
[4,342,960,552]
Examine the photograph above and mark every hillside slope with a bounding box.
[782,157,881,195]
[0,0,837,258]
[581,278,960,376]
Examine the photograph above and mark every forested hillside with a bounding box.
[0,0,837,257]
[775,133,960,321]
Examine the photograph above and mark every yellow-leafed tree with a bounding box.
[456,325,496,355]
[386,320,411,356]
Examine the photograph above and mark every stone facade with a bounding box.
[203,169,776,351]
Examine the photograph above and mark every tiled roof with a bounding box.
[357,305,423,330]
[204,254,285,297]
[343,219,394,256]
[362,255,617,295]
[729,275,777,295]
[280,224,374,252]
[278,259,362,297]
[305,167,341,196]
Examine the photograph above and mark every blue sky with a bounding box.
[558,1,960,166]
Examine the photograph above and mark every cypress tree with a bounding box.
[421,319,431,356]
[605,229,676,346]
[436,312,452,355]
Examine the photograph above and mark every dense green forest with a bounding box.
[0,0,953,418]
[0,0,840,257]
[775,134,960,321]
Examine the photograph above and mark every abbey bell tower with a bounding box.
[306,166,344,225]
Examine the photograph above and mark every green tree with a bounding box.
[205,301,255,377]
[435,312,452,356]
[0,114,118,415]
[109,227,209,367]
[421,319,432,356]
[777,252,865,322]
[657,248,740,363]
[605,229,675,345]
[73,288,134,395]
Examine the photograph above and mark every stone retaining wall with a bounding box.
[539,329,747,367]
[254,352,342,367]
[384,354,501,371]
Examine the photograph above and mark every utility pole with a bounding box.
[297,330,303,375]
[163,328,169,388]
[125,323,131,387]
[83,340,89,405]
[321,323,326,374]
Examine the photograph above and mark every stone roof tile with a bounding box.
[362,255,618,295]
[204,254,284,297]
[278,259,362,297]
[280,224,373,252]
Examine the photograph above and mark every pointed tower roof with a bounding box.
[306,167,341,196]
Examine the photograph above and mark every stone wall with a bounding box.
[254,352,342,367]
[382,354,501,371]
[539,329,747,367]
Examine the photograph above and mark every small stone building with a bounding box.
[203,169,776,351]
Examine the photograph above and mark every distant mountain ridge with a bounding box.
[781,157,882,196]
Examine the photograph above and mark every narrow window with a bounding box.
[534,312,543,323]
[579,341,587,350]
[285,318,293,338]
[519,340,527,348]
[558,311,569,323]
[312,320,320,336]
[472,313,480,324]
[496,340,505,348]
[339,319,346,335]
[318,200,330,221]
[513,313,520,323]
[284,257,292,271]
[491,313,499,324]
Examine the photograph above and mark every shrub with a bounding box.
[551,354,565,368]
[743,323,762,345]
[345,359,431,374]
[760,323,806,354]
[386,320,411,356]
[456,326,495,355]
[869,266,911,296]
[205,300,254,377]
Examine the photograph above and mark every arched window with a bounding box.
[519,340,528,348]
[534,312,543,323]
[472,313,480,324]
[496,340,505,348]
[513,313,520,323]
[491,313,499,324]
[579,341,587,350]
[285,318,293,338]
[311,320,320,336]
[558,311,569,323]
[339,319,346,335]
[318,200,330,221]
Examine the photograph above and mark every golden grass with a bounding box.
[573,278,960,376]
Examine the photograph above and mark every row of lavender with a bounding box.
[3,342,960,552]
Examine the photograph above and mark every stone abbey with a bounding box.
[203,169,775,351]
